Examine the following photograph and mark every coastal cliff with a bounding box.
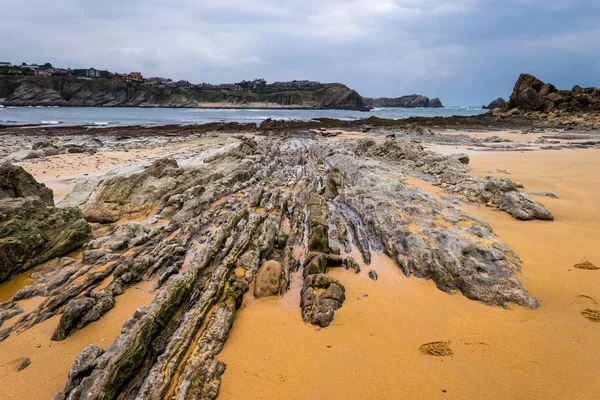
[0,77,370,110]
[363,95,443,108]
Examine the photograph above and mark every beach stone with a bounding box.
[368,269,378,281]
[17,358,31,372]
[301,273,345,327]
[254,260,283,298]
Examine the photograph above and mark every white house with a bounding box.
[0,62,12,67]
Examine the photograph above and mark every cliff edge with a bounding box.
[0,77,370,111]
[363,95,443,108]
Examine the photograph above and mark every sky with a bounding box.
[0,0,598,105]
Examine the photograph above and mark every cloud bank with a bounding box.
[1,0,598,104]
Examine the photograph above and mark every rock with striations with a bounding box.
[0,76,371,111]
[0,162,92,284]
[482,97,506,109]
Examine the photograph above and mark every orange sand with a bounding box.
[0,280,156,399]
[217,148,600,400]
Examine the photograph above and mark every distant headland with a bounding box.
[0,62,442,110]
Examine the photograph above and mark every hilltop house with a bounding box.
[176,80,192,88]
[113,72,143,82]
[35,67,53,77]
[270,80,321,88]
[86,68,100,78]
[52,68,72,77]
[113,73,131,82]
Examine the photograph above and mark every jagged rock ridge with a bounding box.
[0,134,552,399]
[489,74,600,127]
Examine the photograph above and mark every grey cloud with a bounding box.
[0,0,597,104]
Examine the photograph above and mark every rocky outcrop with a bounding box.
[0,134,546,399]
[490,74,600,126]
[0,163,91,284]
[4,140,101,162]
[0,161,53,204]
[351,138,553,221]
[483,97,506,109]
[0,77,370,111]
[364,95,444,108]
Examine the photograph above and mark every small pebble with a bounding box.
[17,358,31,372]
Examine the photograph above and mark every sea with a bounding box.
[0,106,486,128]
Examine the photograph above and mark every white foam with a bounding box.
[40,120,62,125]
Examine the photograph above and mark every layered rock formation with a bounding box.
[0,132,553,399]
[483,97,506,109]
[0,77,370,110]
[490,74,600,126]
[0,162,92,284]
[364,95,443,108]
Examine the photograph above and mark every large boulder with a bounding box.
[300,273,345,327]
[497,73,600,117]
[0,161,53,205]
[253,260,283,298]
[0,164,91,284]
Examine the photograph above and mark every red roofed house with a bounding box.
[113,73,131,82]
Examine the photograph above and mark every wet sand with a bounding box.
[217,149,600,399]
[0,279,156,400]
[1,132,598,399]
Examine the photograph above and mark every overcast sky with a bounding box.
[1,0,598,105]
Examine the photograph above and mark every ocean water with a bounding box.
[0,106,486,128]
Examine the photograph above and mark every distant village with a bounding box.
[0,61,322,91]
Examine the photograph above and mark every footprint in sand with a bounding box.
[572,295,598,306]
[574,261,599,270]
[419,341,453,357]
[581,309,600,322]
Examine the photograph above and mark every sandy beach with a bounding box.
[216,149,600,400]
[0,125,598,400]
